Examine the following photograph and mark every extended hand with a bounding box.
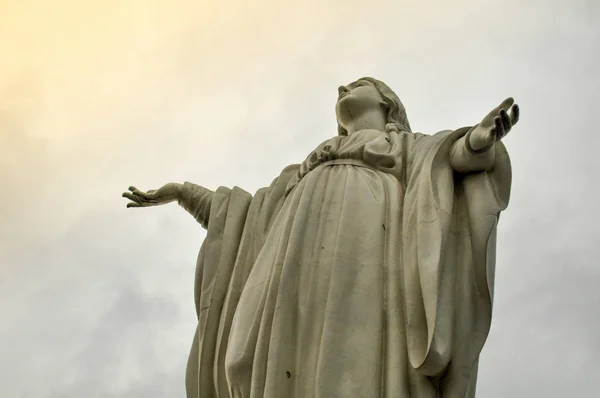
[469,98,520,152]
[122,183,182,208]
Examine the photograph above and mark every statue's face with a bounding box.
[335,80,385,129]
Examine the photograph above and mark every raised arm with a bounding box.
[122,182,214,228]
[449,97,520,173]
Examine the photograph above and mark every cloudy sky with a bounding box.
[1,0,598,396]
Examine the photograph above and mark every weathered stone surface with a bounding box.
[122,77,518,397]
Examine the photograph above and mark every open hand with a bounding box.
[122,183,182,208]
[469,97,520,152]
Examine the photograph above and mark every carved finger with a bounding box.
[500,108,511,132]
[510,104,520,125]
[131,189,155,201]
[124,191,160,205]
[122,192,142,203]
[127,200,161,208]
[494,116,505,138]
[495,97,514,114]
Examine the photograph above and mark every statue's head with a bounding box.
[336,77,411,136]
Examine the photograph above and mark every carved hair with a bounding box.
[337,77,412,136]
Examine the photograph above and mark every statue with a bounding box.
[122,77,519,398]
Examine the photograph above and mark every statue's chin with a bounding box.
[335,100,356,127]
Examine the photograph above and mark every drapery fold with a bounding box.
[403,128,511,397]
[185,129,511,398]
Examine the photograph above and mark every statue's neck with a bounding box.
[344,109,387,135]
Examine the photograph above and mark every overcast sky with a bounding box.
[1,0,599,397]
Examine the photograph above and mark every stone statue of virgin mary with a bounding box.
[123,77,519,398]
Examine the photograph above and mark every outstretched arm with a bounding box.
[450,98,519,173]
[178,182,214,228]
[122,182,214,228]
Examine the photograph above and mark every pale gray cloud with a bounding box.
[1,0,598,397]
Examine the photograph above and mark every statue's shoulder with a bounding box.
[262,164,301,193]
[281,164,301,175]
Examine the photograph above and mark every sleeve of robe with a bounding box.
[403,127,511,398]
[185,164,301,398]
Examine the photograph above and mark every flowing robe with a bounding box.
[183,128,511,398]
